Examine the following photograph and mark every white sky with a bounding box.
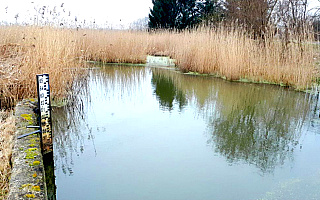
[0,0,153,28]
[0,0,320,28]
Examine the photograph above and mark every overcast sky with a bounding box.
[0,0,153,28]
[0,0,319,28]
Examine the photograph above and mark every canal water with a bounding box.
[53,65,320,200]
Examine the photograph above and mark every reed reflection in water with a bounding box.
[52,74,92,176]
[53,65,149,175]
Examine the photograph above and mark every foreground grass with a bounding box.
[0,111,15,198]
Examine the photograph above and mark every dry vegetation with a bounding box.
[175,27,318,88]
[0,26,88,107]
[0,111,15,198]
[0,25,318,107]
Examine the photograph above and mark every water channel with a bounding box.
[52,65,320,200]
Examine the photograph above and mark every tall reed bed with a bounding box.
[56,26,320,90]
[0,26,86,107]
[66,27,319,90]
[0,25,318,108]
[173,27,318,89]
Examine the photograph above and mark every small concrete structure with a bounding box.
[146,55,176,67]
[8,99,47,200]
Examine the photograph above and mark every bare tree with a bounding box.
[274,0,308,33]
[271,0,311,50]
[310,0,320,40]
[225,0,279,39]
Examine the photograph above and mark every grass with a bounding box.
[0,111,15,198]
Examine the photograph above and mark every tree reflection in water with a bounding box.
[207,86,312,173]
[151,71,187,111]
[151,68,316,173]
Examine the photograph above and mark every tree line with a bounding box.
[148,0,224,30]
[149,0,320,39]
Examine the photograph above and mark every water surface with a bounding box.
[53,65,320,200]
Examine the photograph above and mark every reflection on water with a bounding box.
[151,69,315,173]
[53,65,320,200]
[53,66,148,175]
[53,106,92,176]
[152,72,187,111]
[52,76,93,176]
[208,87,308,173]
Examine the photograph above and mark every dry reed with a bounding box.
[78,26,318,90]
[173,26,318,89]
[0,111,15,199]
[0,26,86,108]
[0,25,318,107]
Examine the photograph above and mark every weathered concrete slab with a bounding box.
[8,99,47,200]
[146,55,175,67]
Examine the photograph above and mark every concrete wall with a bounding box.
[146,56,176,67]
[8,99,47,200]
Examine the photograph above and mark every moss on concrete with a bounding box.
[8,99,47,200]
[25,148,38,160]
[30,161,40,167]
[25,193,35,198]
[20,114,33,125]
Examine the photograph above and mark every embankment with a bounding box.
[8,99,47,200]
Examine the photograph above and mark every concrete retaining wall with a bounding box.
[146,55,176,67]
[8,99,47,200]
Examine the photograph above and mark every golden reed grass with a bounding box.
[174,26,318,88]
[0,111,15,198]
[0,25,318,108]
[0,26,85,107]
[63,26,319,90]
